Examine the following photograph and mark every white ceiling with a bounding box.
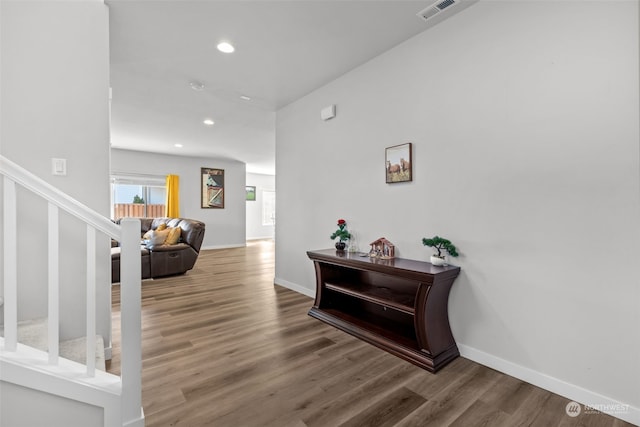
[107,0,455,175]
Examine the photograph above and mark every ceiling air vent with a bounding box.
[417,0,459,22]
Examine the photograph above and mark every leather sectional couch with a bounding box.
[111,217,206,283]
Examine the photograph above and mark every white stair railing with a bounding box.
[0,155,143,426]
[2,175,18,352]
[48,202,60,365]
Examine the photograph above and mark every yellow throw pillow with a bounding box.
[156,223,168,231]
[164,227,181,245]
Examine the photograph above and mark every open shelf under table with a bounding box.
[307,249,461,372]
[324,281,415,315]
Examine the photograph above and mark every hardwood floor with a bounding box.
[108,240,632,427]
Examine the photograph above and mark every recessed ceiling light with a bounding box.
[240,95,252,101]
[189,81,205,91]
[203,119,215,126]
[174,143,183,148]
[217,42,235,53]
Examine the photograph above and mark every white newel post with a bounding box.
[119,218,143,424]
[3,176,18,351]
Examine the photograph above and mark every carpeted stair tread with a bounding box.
[0,318,106,371]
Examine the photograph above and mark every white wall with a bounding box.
[275,1,639,424]
[0,381,103,427]
[246,172,275,240]
[111,148,246,249]
[0,1,112,343]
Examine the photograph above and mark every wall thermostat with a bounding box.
[321,104,336,121]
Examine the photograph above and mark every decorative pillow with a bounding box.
[142,223,168,240]
[147,229,170,246]
[164,227,181,245]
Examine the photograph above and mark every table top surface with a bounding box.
[307,249,461,276]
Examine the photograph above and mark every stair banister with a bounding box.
[3,175,18,352]
[120,218,143,424]
[0,156,120,239]
[0,155,144,426]
[86,224,97,376]
[48,203,60,364]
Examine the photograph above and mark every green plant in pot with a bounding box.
[330,219,351,251]
[422,236,458,266]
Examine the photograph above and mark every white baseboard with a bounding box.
[273,277,315,298]
[200,243,246,251]
[123,408,145,427]
[275,277,639,426]
[458,344,640,426]
[103,346,112,361]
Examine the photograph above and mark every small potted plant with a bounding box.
[330,219,351,251]
[422,235,458,266]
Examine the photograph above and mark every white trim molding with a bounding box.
[200,243,247,251]
[458,344,640,426]
[275,277,640,426]
[247,236,275,241]
[273,278,315,299]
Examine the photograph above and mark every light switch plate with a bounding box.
[52,158,67,176]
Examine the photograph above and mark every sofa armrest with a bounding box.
[148,244,198,277]
[145,243,191,252]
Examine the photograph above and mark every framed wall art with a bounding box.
[201,167,224,208]
[385,143,412,183]
[246,186,256,201]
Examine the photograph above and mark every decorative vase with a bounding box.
[335,242,346,251]
[430,255,447,266]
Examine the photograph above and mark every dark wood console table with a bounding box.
[307,249,461,372]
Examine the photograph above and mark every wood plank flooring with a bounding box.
[108,240,633,427]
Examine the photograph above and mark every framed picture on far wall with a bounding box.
[246,186,256,201]
[201,167,224,208]
[385,143,412,183]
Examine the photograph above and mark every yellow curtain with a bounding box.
[165,174,180,217]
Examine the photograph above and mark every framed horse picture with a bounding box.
[201,167,224,208]
[385,143,412,183]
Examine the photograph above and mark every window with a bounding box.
[262,190,276,226]
[111,175,166,219]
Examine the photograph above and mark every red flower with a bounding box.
[331,219,351,242]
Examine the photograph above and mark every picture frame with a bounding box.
[385,143,412,183]
[246,186,256,201]
[201,167,224,208]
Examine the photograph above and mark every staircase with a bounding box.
[0,155,144,427]
[0,317,106,370]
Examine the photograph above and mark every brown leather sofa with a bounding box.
[111,217,206,283]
